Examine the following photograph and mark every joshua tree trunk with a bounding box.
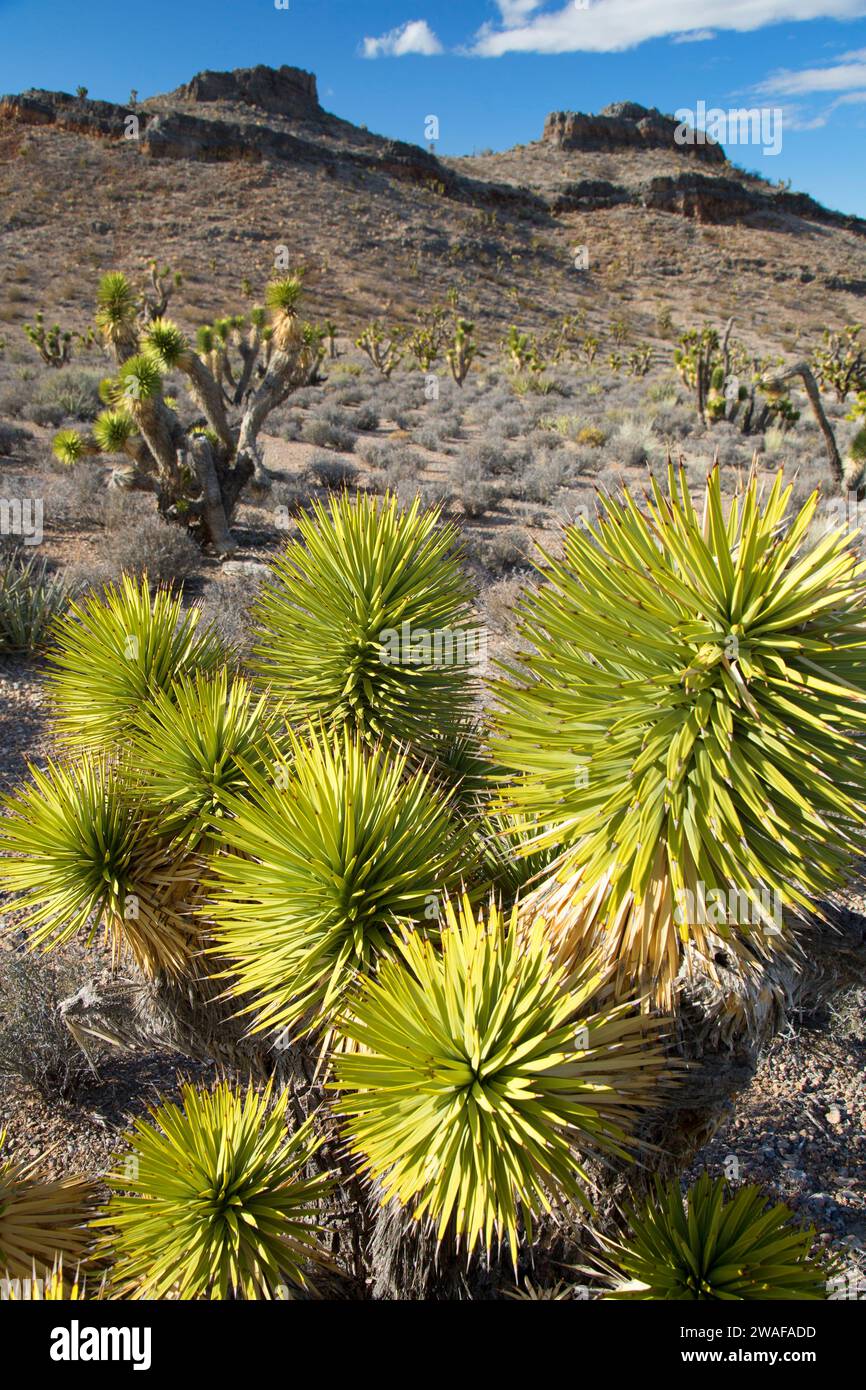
[761,360,843,486]
[236,344,315,489]
[188,436,238,556]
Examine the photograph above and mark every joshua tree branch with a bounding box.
[760,360,842,486]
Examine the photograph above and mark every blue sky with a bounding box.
[2,1,866,214]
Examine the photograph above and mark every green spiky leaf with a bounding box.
[44,574,225,751]
[250,492,479,752]
[332,895,668,1264]
[597,1172,831,1300]
[100,1081,332,1300]
[209,724,472,1038]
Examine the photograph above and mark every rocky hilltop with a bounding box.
[543,101,725,165]
[1,69,862,238]
[1,63,865,350]
[167,63,321,118]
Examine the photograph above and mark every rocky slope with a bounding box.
[0,63,864,361]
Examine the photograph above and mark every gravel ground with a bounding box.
[686,1011,866,1288]
[0,655,51,792]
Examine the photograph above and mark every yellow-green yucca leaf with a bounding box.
[51,427,89,466]
[250,492,479,752]
[129,669,285,851]
[92,407,137,454]
[493,465,866,1006]
[115,352,163,405]
[264,274,304,317]
[95,270,137,333]
[209,724,472,1039]
[141,316,190,369]
[597,1171,830,1300]
[100,1080,332,1300]
[332,894,669,1266]
[0,1129,97,1282]
[0,1255,102,1299]
[0,756,200,976]
[44,573,225,750]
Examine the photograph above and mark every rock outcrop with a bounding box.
[543,101,726,165]
[168,64,321,120]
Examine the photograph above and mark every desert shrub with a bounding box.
[31,366,103,422]
[0,951,96,1101]
[464,440,531,479]
[331,383,367,406]
[95,492,201,586]
[279,413,303,441]
[576,424,607,448]
[307,453,359,489]
[483,573,532,632]
[352,403,380,432]
[0,381,32,418]
[196,575,263,660]
[43,463,105,527]
[412,422,452,452]
[0,550,67,653]
[611,417,657,468]
[515,454,571,504]
[0,422,32,457]
[453,472,498,518]
[481,525,532,574]
[395,478,452,512]
[525,428,562,454]
[301,417,357,452]
[356,441,419,481]
[651,402,694,440]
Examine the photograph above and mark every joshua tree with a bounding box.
[812,324,866,403]
[52,269,324,554]
[446,316,476,386]
[674,320,798,434]
[355,321,403,378]
[23,312,77,368]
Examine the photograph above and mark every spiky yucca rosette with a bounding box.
[0,1130,96,1281]
[0,756,200,977]
[128,668,284,852]
[249,491,479,752]
[208,723,472,1041]
[595,1171,830,1300]
[45,573,225,752]
[100,1081,332,1300]
[493,466,866,1008]
[332,895,669,1265]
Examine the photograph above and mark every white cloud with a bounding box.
[362,19,443,59]
[672,30,717,43]
[470,1,866,57]
[760,47,866,94]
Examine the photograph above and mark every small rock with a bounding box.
[220,560,270,577]
[826,1107,843,1125]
